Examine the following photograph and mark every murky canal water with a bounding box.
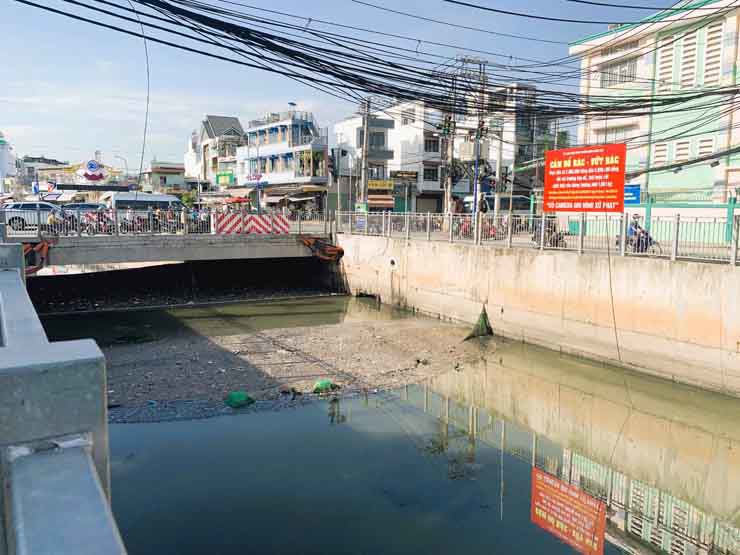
[97,299,740,555]
[41,296,740,554]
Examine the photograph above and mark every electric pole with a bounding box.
[359,98,370,208]
[444,76,457,214]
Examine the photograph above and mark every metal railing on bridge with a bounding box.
[336,211,740,265]
[0,207,331,240]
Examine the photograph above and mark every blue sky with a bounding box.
[1,0,650,170]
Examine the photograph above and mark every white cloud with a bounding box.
[0,79,348,168]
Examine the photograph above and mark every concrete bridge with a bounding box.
[44,234,317,267]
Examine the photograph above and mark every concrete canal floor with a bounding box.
[41,297,482,410]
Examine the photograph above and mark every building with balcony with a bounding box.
[569,3,740,202]
[17,155,69,188]
[184,115,245,192]
[332,89,551,212]
[141,160,186,194]
[235,110,328,210]
[333,108,397,211]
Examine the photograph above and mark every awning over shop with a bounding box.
[367,194,394,208]
[263,195,285,204]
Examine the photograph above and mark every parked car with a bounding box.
[2,201,66,231]
[63,202,107,213]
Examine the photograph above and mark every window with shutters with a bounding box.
[681,30,698,88]
[657,36,674,92]
[674,140,691,162]
[653,142,668,165]
[704,20,724,86]
[698,137,715,157]
[599,58,637,88]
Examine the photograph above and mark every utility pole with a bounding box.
[359,98,371,208]
[444,76,457,214]
[471,59,487,221]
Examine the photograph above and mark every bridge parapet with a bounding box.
[0,243,125,554]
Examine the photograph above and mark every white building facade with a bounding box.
[332,87,549,212]
[0,131,17,196]
[234,111,328,209]
[184,115,245,191]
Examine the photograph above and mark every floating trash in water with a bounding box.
[224,391,255,409]
[313,379,339,394]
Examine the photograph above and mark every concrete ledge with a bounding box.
[46,234,320,266]
[4,446,126,554]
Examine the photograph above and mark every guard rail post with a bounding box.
[671,214,681,261]
[539,212,546,250]
[731,215,739,266]
[381,211,386,237]
[148,207,154,236]
[506,215,513,248]
[619,214,627,257]
[323,211,327,235]
[449,213,453,243]
[405,212,411,241]
[426,212,431,241]
[77,208,82,237]
[36,203,42,241]
[113,208,119,236]
[0,207,7,243]
[211,211,217,234]
[578,213,585,254]
[298,213,302,235]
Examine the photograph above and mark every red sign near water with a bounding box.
[531,467,606,555]
[543,144,626,213]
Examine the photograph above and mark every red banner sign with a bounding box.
[543,144,626,213]
[531,467,606,555]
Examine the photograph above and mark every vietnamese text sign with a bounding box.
[531,467,606,555]
[544,144,626,212]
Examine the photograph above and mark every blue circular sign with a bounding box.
[86,160,100,173]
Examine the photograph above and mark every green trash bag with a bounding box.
[224,391,255,409]
[313,379,339,394]
[464,305,493,341]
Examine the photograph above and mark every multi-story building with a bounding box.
[184,115,245,191]
[332,87,552,212]
[17,155,68,188]
[141,160,186,194]
[235,110,328,210]
[570,3,740,202]
[0,131,17,196]
[333,108,396,211]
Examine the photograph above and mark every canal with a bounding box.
[41,297,740,555]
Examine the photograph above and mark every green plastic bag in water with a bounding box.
[225,391,255,409]
[313,379,339,394]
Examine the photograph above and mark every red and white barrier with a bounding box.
[215,213,291,235]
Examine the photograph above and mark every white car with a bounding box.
[2,201,66,231]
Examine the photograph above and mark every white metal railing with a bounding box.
[335,211,740,265]
[0,208,332,239]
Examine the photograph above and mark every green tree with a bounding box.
[180,191,196,207]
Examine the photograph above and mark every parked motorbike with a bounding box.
[615,227,662,255]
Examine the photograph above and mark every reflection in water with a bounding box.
[399,340,740,555]
[41,296,412,345]
[110,336,740,555]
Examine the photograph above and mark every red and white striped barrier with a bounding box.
[215,213,291,235]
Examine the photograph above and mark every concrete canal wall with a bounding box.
[337,234,740,397]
